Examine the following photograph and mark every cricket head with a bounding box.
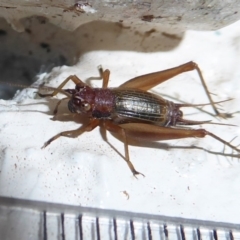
[66,84,95,115]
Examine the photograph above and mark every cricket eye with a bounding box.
[81,102,91,111]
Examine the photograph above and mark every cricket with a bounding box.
[30,61,239,176]
[1,62,239,176]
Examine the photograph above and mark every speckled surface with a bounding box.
[1,0,240,31]
[0,19,240,233]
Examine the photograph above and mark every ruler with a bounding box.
[0,196,239,240]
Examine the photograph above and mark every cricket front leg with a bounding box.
[38,75,87,98]
[98,66,110,88]
[42,119,99,148]
[103,120,145,177]
[38,75,87,115]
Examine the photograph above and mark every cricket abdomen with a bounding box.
[112,89,169,125]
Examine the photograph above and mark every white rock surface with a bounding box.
[1,0,240,31]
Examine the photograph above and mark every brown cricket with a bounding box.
[34,61,240,176]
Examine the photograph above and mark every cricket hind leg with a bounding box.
[119,123,240,155]
[103,120,145,177]
[120,61,231,118]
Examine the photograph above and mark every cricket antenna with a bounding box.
[0,81,71,98]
